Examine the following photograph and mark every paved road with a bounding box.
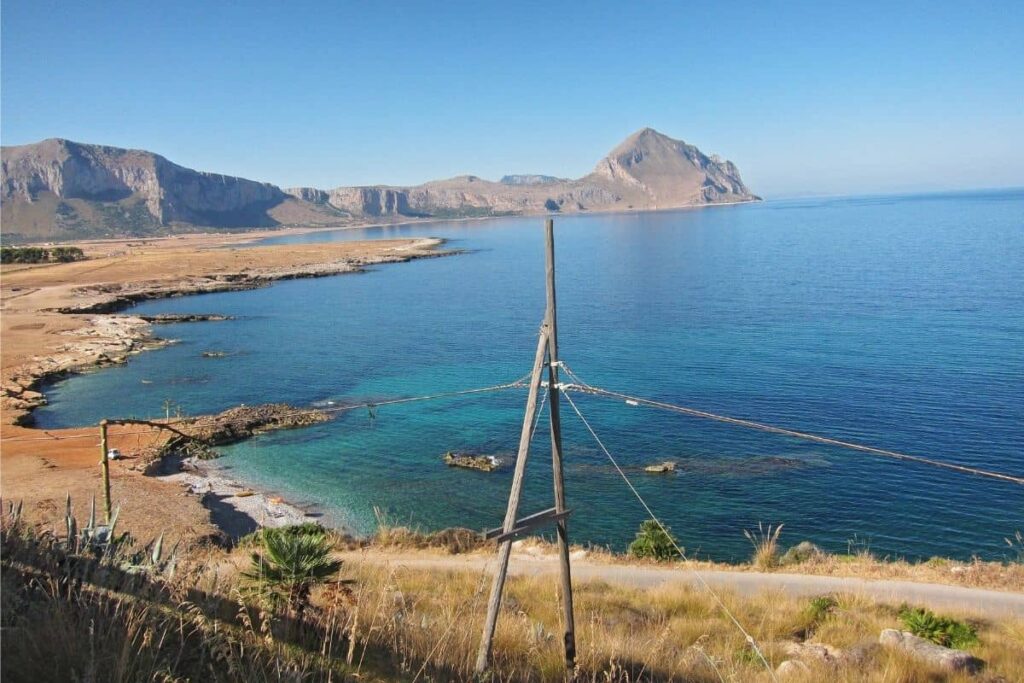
[342,551,1024,618]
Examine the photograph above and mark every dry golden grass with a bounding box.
[775,552,1024,592]
[744,522,785,570]
[9,499,1022,683]
[363,526,1024,594]
[334,559,1024,682]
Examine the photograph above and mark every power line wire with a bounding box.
[560,389,778,682]
[1,376,530,443]
[556,364,1024,486]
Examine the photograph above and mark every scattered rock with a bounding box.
[644,461,676,473]
[201,351,227,358]
[138,313,232,324]
[844,640,881,666]
[879,629,983,673]
[443,452,500,472]
[783,641,845,664]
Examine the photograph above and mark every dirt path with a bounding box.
[341,550,1024,618]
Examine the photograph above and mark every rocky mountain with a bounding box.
[1,129,757,242]
[499,175,566,186]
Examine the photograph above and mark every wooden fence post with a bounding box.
[99,419,111,524]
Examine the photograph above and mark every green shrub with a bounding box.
[239,521,329,548]
[50,246,85,262]
[899,607,978,649]
[780,540,824,566]
[243,525,342,616]
[0,246,85,264]
[791,595,838,639]
[806,595,838,623]
[628,520,680,561]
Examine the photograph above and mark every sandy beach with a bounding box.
[158,457,320,537]
[0,230,453,545]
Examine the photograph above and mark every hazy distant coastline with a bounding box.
[1,128,758,243]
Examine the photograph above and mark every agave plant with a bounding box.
[61,493,177,575]
[64,493,125,556]
[242,525,342,616]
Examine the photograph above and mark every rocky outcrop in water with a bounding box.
[179,403,330,448]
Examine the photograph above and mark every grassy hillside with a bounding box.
[4,504,1022,682]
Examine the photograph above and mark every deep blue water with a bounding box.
[35,191,1024,562]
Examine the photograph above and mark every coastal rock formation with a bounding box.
[586,128,756,206]
[283,186,330,204]
[2,128,758,241]
[1,138,285,240]
[177,403,330,448]
[0,315,165,425]
[321,129,757,218]
[0,237,449,425]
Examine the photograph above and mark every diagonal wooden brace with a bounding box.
[482,507,573,543]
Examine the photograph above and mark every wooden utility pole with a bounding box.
[544,218,576,669]
[99,419,112,524]
[475,219,576,676]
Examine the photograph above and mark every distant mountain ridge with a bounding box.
[1,128,758,242]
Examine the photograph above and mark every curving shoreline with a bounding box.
[1,235,453,425]
[0,233,456,544]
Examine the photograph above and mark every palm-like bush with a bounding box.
[628,520,681,560]
[243,526,342,616]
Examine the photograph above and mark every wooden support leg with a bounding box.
[475,327,549,675]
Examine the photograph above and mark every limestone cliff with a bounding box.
[2,128,757,242]
[317,128,757,218]
[1,139,285,240]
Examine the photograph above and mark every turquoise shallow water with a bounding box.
[35,191,1024,562]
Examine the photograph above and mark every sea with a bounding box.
[34,190,1024,562]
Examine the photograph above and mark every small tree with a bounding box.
[628,520,681,560]
[242,525,342,617]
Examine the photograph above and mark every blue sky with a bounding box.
[2,1,1022,197]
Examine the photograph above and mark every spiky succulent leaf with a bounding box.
[151,532,164,565]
